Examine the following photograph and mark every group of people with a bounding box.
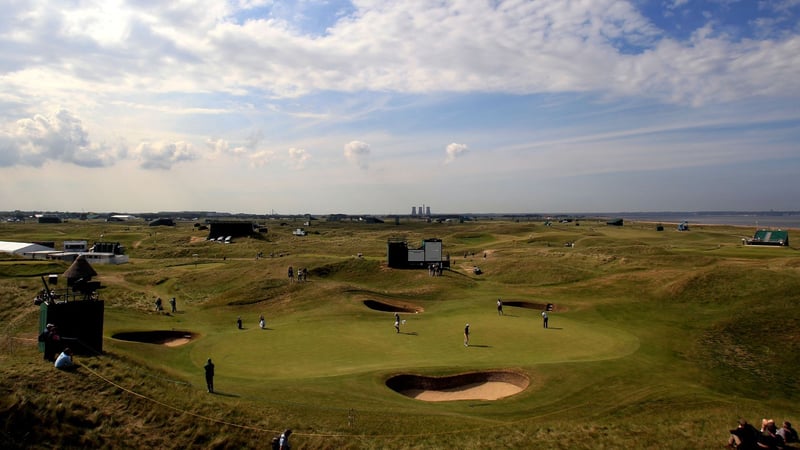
[495,298,550,328]
[287,266,308,282]
[154,297,178,312]
[235,314,267,330]
[728,418,798,449]
[428,263,444,276]
[38,323,76,370]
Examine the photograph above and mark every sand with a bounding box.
[400,381,524,401]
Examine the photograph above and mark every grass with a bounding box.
[1,218,798,449]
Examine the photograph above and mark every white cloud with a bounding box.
[2,0,797,113]
[0,110,122,168]
[288,147,311,169]
[444,143,468,164]
[134,141,197,170]
[344,140,370,169]
[247,149,275,167]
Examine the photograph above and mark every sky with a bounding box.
[1,0,799,215]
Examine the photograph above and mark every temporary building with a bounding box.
[744,229,789,246]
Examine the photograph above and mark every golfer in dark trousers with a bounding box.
[204,358,215,393]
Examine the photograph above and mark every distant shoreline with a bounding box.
[613,213,800,229]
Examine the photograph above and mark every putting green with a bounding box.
[188,306,639,381]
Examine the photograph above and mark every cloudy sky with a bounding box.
[1,0,798,215]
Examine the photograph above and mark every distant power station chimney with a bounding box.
[426,206,431,216]
[412,206,417,216]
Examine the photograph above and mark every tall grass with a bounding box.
[1,219,798,448]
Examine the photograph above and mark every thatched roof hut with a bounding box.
[62,255,97,283]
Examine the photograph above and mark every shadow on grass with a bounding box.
[210,391,240,398]
[466,344,492,348]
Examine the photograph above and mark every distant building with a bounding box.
[63,241,88,252]
[38,215,62,224]
[149,218,176,227]
[387,238,450,269]
[744,229,789,246]
[207,221,259,240]
[411,204,431,217]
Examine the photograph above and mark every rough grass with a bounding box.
[1,219,799,449]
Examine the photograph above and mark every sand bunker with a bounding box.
[504,301,566,312]
[363,299,424,313]
[386,370,529,401]
[112,330,196,347]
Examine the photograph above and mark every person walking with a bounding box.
[154,297,163,311]
[279,429,293,450]
[497,298,503,316]
[169,297,177,313]
[541,310,549,329]
[394,313,401,333]
[464,323,470,347]
[204,358,215,393]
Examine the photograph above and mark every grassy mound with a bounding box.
[1,219,798,449]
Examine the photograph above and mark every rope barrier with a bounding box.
[77,357,538,440]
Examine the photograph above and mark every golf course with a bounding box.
[1,217,798,449]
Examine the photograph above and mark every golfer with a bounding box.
[204,358,215,393]
[394,313,400,333]
[464,323,470,347]
[541,310,548,329]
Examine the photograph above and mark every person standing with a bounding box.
[288,266,294,283]
[155,297,163,311]
[39,323,60,361]
[259,314,266,330]
[394,313,401,333]
[237,316,243,329]
[497,298,503,316]
[169,297,176,313]
[204,358,215,393]
[464,323,470,347]
[541,310,549,329]
[279,429,293,450]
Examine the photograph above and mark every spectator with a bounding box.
[54,348,75,370]
[777,421,798,443]
[38,323,60,361]
[759,419,784,450]
[279,429,292,450]
[727,418,759,449]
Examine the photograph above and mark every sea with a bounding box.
[612,212,800,229]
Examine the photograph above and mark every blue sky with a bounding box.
[1,0,798,215]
